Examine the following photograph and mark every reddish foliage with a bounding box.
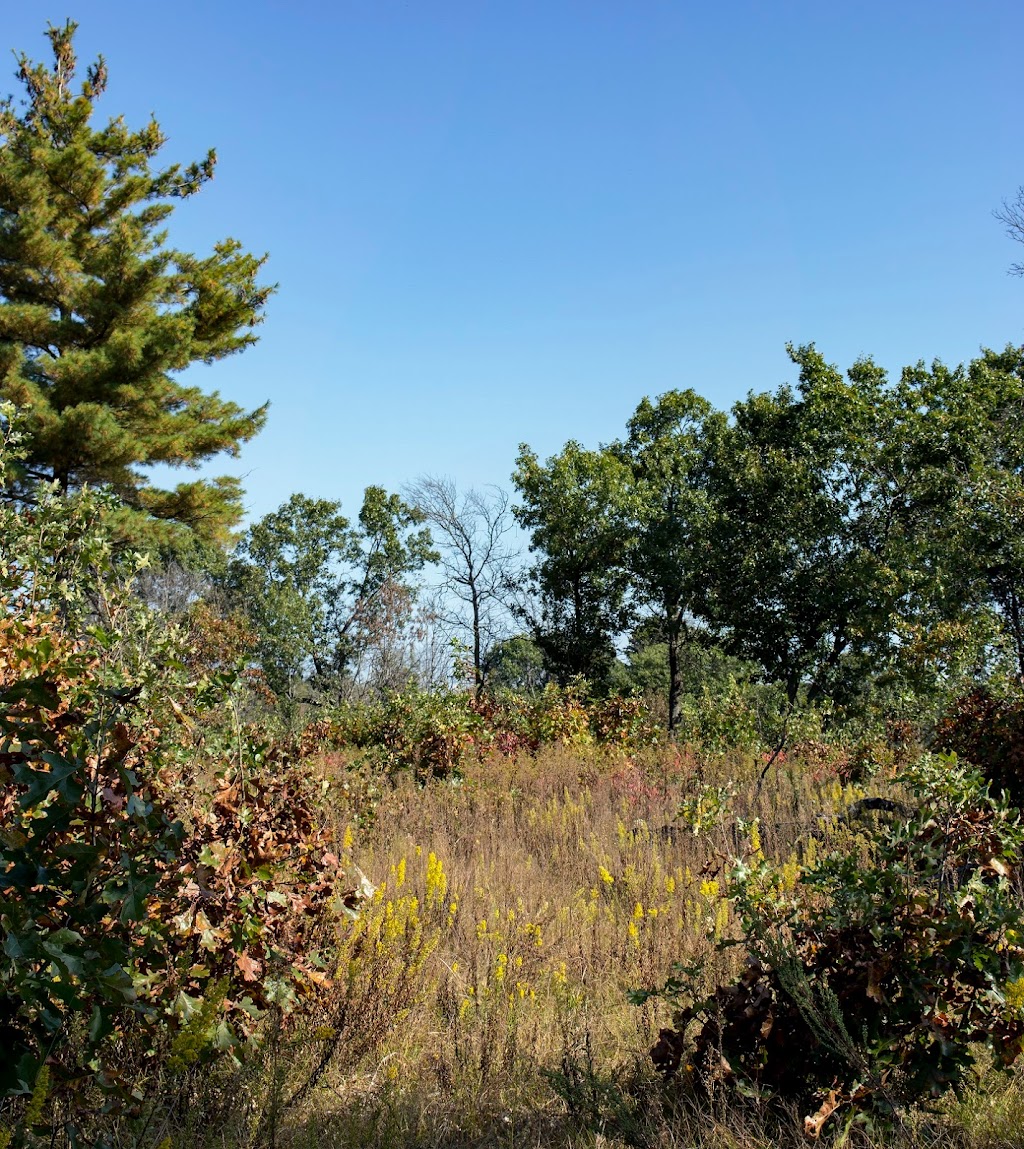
[935,687,1024,806]
[161,755,345,1011]
[0,604,352,1104]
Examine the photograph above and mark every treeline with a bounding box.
[211,340,1024,738]
[511,342,1024,729]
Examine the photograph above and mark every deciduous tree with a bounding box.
[512,442,633,687]
[908,346,1024,678]
[612,389,721,730]
[699,345,939,709]
[483,633,547,694]
[996,186,1024,277]
[225,490,435,702]
[405,476,517,694]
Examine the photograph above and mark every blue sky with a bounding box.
[5,2,1023,525]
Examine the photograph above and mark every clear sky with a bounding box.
[5,2,1023,525]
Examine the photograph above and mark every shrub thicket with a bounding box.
[0,407,350,1136]
[935,686,1024,807]
[639,753,1024,1137]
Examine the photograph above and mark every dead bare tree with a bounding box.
[996,187,1024,276]
[404,476,520,694]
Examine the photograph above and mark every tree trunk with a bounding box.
[666,601,683,734]
[1000,582,1024,679]
[471,587,483,697]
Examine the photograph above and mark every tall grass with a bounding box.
[117,739,1024,1149]
[256,742,904,1147]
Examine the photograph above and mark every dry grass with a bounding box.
[262,742,898,1147]
[148,739,1024,1149]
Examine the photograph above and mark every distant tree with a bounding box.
[611,389,721,731]
[405,476,518,694]
[514,340,1024,722]
[225,489,435,702]
[698,345,942,709]
[483,634,547,694]
[627,628,757,698]
[512,442,633,687]
[0,22,272,549]
[908,345,1024,678]
[625,641,671,703]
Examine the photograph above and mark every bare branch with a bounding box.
[404,475,522,691]
[995,186,1024,276]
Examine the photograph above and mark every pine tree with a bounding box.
[0,22,273,548]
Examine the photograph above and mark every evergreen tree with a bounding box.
[0,22,272,548]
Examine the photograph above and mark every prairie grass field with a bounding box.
[142,738,1023,1149]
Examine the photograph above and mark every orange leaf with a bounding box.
[804,1090,841,1140]
[236,952,262,982]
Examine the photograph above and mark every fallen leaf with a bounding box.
[804,1090,840,1140]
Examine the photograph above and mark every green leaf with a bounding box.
[0,675,61,711]
[41,928,87,978]
[99,854,157,923]
[88,1003,114,1045]
[15,754,84,808]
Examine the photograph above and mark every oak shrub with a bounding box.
[639,753,1024,1136]
[0,409,347,1128]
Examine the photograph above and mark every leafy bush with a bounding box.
[0,407,351,1128]
[639,753,1024,1135]
[319,679,659,782]
[328,687,479,781]
[0,605,349,1127]
[0,607,184,1100]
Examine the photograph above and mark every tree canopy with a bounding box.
[611,389,720,729]
[0,21,272,549]
[225,489,436,703]
[512,441,634,688]
[512,343,1024,724]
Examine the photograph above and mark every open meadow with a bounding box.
[5,12,1024,1147]
[139,731,1024,1149]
